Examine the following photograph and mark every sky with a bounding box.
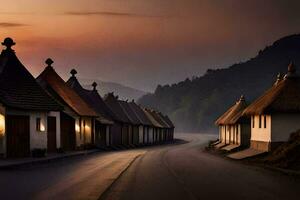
[0,0,300,92]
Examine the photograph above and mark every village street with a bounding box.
[1,134,300,200]
[101,133,300,200]
[0,149,146,200]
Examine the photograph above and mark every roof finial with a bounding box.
[70,69,77,77]
[92,82,97,91]
[2,37,15,50]
[45,58,54,67]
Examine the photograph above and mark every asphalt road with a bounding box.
[101,133,300,200]
[0,149,145,200]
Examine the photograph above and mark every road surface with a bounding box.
[101,133,300,200]
[0,149,145,200]
[0,133,299,200]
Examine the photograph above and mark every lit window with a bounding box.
[36,117,45,132]
[0,114,5,136]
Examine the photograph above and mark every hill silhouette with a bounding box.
[80,79,147,101]
[138,34,300,133]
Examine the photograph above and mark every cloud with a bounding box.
[0,22,27,27]
[64,11,164,18]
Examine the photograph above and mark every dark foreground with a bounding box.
[0,134,300,200]
[101,133,300,200]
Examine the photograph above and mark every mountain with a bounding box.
[138,34,300,133]
[80,79,147,101]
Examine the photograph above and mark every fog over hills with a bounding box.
[81,79,147,101]
[138,34,300,133]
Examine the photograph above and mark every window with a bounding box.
[264,115,267,128]
[0,114,5,136]
[252,116,255,128]
[36,118,41,131]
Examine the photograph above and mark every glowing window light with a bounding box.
[85,123,90,131]
[40,122,45,132]
[0,114,5,136]
[75,123,80,133]
[36,117,46,132]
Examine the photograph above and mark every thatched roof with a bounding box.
[36,60,98,117]
[0,38,62,111]
[128,102,153,126]
[243,62,300,115]
[215,95,248,125]
[118,100,140,125]
[142,108,163,128]
[66,72,114,124]
[104,93,131,123]
[147,109,169,128]
[161,114,175,128]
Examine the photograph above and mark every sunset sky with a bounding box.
[1,0,300,91]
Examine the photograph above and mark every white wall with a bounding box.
[219,124,246,145]
[230,125,234,144]
[237,124,241,145]
[271,113,300,142]
[250,115,271,142]
[29,112,48,150]
[225,125,230,144]
[221,126,226,143]
[6,109,49,150]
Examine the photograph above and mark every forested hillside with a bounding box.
[138,34,300,132]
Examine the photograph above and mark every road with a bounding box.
[0,134,300,200]
[101,133,300,200]
[0,149,145,200]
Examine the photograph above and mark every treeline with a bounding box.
[138,34,300,132]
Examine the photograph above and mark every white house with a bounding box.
[243,62,300,152]
[37,59,98,150]
[215,95,251,150]
[143,108,162,144]
[0,38,62,157]
[66,70,114,148]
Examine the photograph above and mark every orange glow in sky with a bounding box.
[1,0,300,91]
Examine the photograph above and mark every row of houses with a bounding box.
[214,62,300,155]
[0,37,174,158]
